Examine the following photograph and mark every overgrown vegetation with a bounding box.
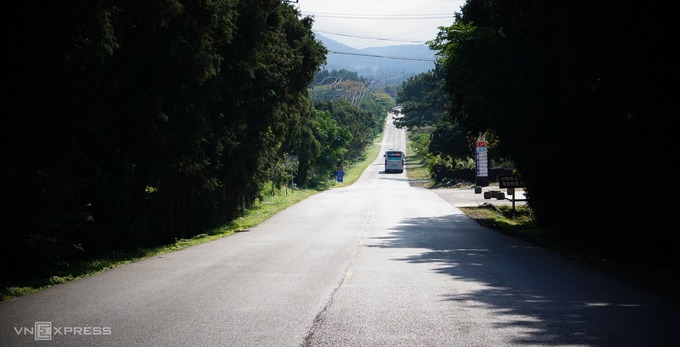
[395,0,676,269]
[5,0,675,304]
[1,128,383,302]
[2,188,316,302]
[1,1,393,294]
[404,131,430,185]
[405,129,678,304]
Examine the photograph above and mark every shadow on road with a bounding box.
[367,214,679,346]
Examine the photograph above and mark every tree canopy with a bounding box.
[430,0,676,264]
[1,0,328,284]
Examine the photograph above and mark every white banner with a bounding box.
[475,132,488,178]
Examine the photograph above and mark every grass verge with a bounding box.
[1,131,384,302]
[403,130,678,302]
[337,131,383,187]
[459,203,679,305]
[1,188,318,302]
[404,132,431,186]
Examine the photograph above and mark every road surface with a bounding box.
[1,114,678,346]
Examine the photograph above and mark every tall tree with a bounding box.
[294,106,351,187]
[0,0,327,285]
[431,0,677,264]
[394,67,447,130]
[313,100,382,162]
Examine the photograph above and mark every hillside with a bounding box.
[315,33,436,82]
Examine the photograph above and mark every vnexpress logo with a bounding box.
[34,322,52,341]
[13,322,52,341]
[14,321,112,341]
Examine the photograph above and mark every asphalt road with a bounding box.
[2,115,679,346]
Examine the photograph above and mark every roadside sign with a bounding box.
[499,175,524,188]
[475,133,488,178]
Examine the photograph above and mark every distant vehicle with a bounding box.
[383,149,405,173]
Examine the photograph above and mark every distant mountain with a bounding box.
[314,34,436,83]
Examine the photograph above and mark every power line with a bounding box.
[314,30,425,44]
[360,0,453,2]
[327,50,435,62]
[300,12,455,20]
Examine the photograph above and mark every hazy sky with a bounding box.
[294,0,466,49]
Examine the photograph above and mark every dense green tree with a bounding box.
[303,70,394,186]
[360,91,395,133]
[432,0,676,264]
[394,67,447,130]
[213,0,326,221]
[395,67,477,175]
[313,100,382,163]
[294,106,351,187]
[0,0,327,285]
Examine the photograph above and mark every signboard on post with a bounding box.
[499,175,524,188]
[475,132,489,186]
[499,174,526,211]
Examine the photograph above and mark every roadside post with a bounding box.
[475,132,489,187]
[336,164,344,183]
[499,174,526,211]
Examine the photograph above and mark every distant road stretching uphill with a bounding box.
[2,114,679,346]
